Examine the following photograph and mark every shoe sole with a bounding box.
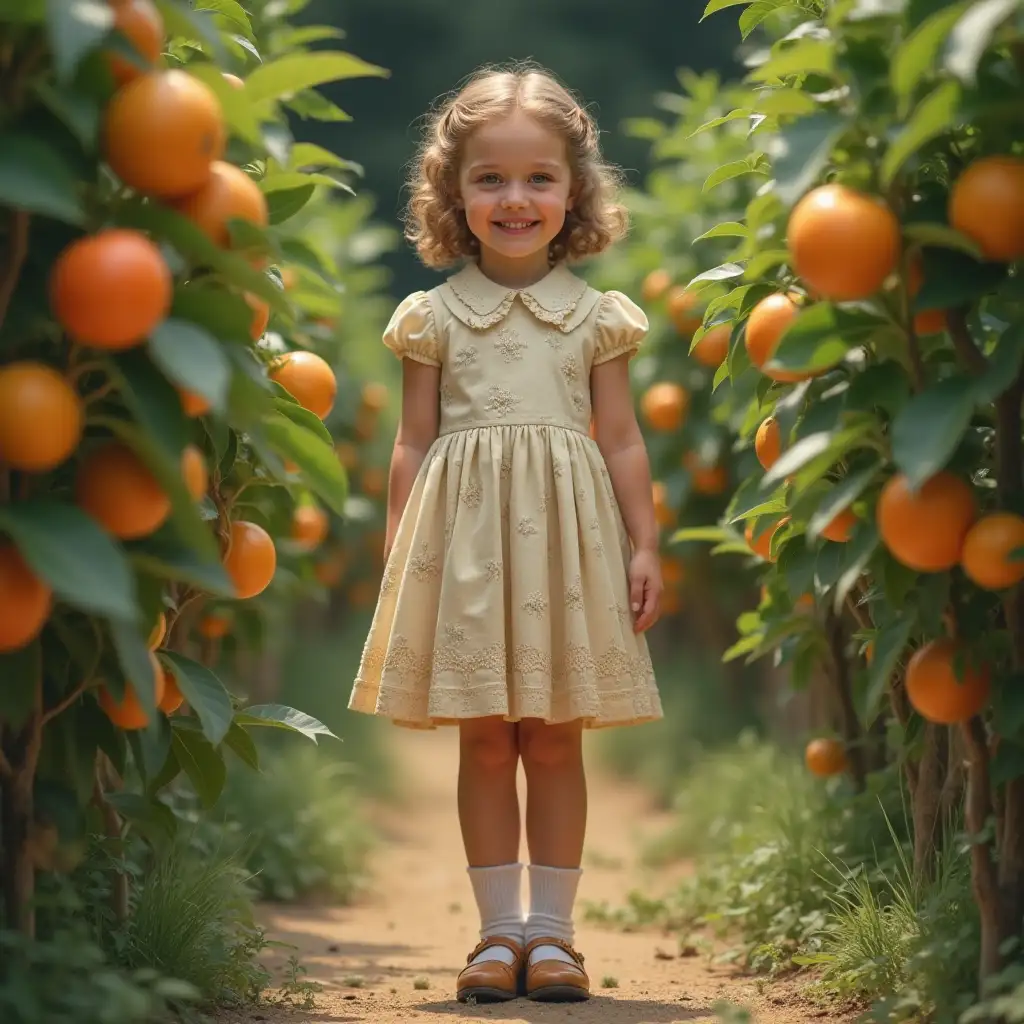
[457,987,516,1003]
[528,985,591,1002]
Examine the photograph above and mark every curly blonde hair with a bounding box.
[405,62,629,269]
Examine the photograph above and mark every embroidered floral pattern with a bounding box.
[522,591,548,616]
[460,480,483,508]
[440,384,454,407]
[543,330,564,351]
[517,516,538,537]
[453,346,478,370]
[571,392,586,414]
[565,576,584,611]
[561,354,579,383]
[494,326,526,363]
[407,542,439,582]
[380,561,398,594]
[484,386,521,416]
[500,457,512,480]
[444,622,466,644]
[485,559,502,582]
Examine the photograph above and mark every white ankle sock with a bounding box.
[467,863,524,966]
[526,864,583,966]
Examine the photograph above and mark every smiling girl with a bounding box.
[348,63,663,1004]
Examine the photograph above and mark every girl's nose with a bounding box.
[501,183,528,207]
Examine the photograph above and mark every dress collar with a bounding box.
[439,261,591,331]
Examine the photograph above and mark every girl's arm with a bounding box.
[591,354,662,632]
[385,359,441,560]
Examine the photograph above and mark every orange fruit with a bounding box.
[652,480,675,529]
[361,381,389,412]
[905,638,991,724]
[745,516,789,561]
[335,441,359,470]
[820,507,858,543]
[949,155,1024,262]
[960,512,1024,591]
[349,580,378,607]
[661,588,683,616]
[147,610,166,650]
[181,443,207,500]
[178,387,211,418]
[745,294,815,383]
[666,286,703,335]
[222,72,244,89]
[246,293,270,340]
[691,324,730,368]
[641,268,671,303]
[640,382,688,432]
[795,593,815,611]
[314,549,347,587]
[0,544,52,652]
[361,466,387,498]
[98,650,165,730]
[877,472,976,572]
[805,738,847,778]
[158,666,184,714]
[173,160,269,249]
[865,640,875,664]
[198,612,230,639]
[106,0,164,85]
[50,229,172,349]
[76,441,171,539]
[292,504,329,551]
[270,351,337,420]
[280,267,299,290]
[661,557,685,587]
[224,520,277,599]
[682,452,728,495]
[787,184,901,301]
[103,68,225,199]
[906,256,947,336]
[754,417,781,470]
[0,362,83,472]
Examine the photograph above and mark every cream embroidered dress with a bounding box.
[348,262,662,730]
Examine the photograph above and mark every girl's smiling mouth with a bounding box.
[492,219,541,233]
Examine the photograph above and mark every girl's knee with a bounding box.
[459,717,519,772]
[519,719,583,770]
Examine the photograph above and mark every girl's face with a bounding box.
[457,110,574,283]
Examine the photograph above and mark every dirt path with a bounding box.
[233,727,822,1024]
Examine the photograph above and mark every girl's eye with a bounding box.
[479,173,501,184]
[530,173,553,184]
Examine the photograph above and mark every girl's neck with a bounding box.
[476,249,554,290]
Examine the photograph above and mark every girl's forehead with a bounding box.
[462,111,568,170]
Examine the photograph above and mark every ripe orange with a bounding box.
[877,472,976,572]
[178,387,211,418]
[865,640,875,664]
[0,362,83,471]
[361,466,387,498]
[348,580,378,607]
[691,324,730,368]
[158,666,184,714]
[960,512,1024,591]
[805,738,847,778]
[666,286,703,335]
[745,294,814,383]
[361,381,389,412]
[270,351,337,420]
[106,0,164,85]
[820,507,858,543]
[754,417,781,470]
[181,443,207,500]
[641,268,671,304]
[104,68,225,199]
[787,184,901,301]
[147,610,166,650]
[745,516,789,561]
[98,651,164,730]
[173,160,269,248]
[335,441,359,470]
[292,504,329,551]
[795,593,815,611]
[949,155,1024,262]
[224,520,277,599]
[246,293,270,340]
[906,256,947,336]
[198,612,231,639]
[905,638,990,724]
[75,441,171,539]
[640,381,688,432]
[0,544,52,652]
[50,229,172,349]
[682,452,729,495]
[652,481,675,529]
[314,549,347,587]
[661,557,685,587]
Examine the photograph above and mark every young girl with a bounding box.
[349,63,663,1004]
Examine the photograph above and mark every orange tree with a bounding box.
[613,0,1024,995]
[0,0,389,939]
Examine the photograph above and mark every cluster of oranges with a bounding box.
[0,1,344,730]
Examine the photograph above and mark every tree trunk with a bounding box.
[1,766,35,937]
[911,724,948,883]
[825,611,866,791]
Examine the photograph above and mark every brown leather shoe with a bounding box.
[456,936,524,1003]
[524,937,590,1002]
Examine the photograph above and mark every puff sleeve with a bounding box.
[593,290,649,365]
[381,291,440,366]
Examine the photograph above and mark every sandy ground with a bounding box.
[223,727,836,1024]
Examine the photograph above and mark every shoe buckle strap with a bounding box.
[466,936,523,964]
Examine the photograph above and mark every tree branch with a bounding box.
[0,744,14,781]
[947,307,988,374]
[41,680,90,727]
[0,210,28,333]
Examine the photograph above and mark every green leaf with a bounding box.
[287,142,363,176]
[184,61,262,144]
[974,325,1024,404]
[159,652,233,746]
[171,282,254,344]
[223,720,260,770]
[260,411,348,515]
[234,704,338,743]
[670,525,730,544]
[109,617,159,719]
[891,1,970,105]
[806,465,883,540]
[244,51,388,104]
[171,729,226,809]
[148,319,232,414]
[902,221,983,258]
[0,132,87,224]
[891,375,977,487]
[105,792,177,847]
[284,90,352,122]
[747,38,835,84]
[944,0,1019,83]
[881,80,961,185]
[767,302,875,373]
[763,424,874,488]
[267,184,317,225]
[127,528,234,595]
[271,392,333,446]
[768,112,848,207]
[863,616,914,724]
[913,247,1006,310]
[32,79,100,150]
[702,0,753,17]
[0,501,137,619]
[693,221,750,243]
[740,0,796,38]
[687,263,746,290]
[703,160,765,193]
[45,0,113,82]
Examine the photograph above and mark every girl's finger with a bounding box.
[634,580,659,632]
[629,573,645,615]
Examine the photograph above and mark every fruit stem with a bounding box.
[947,308,988,374]
[0,209,28,335]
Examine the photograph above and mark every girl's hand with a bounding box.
[628,548,662,633]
